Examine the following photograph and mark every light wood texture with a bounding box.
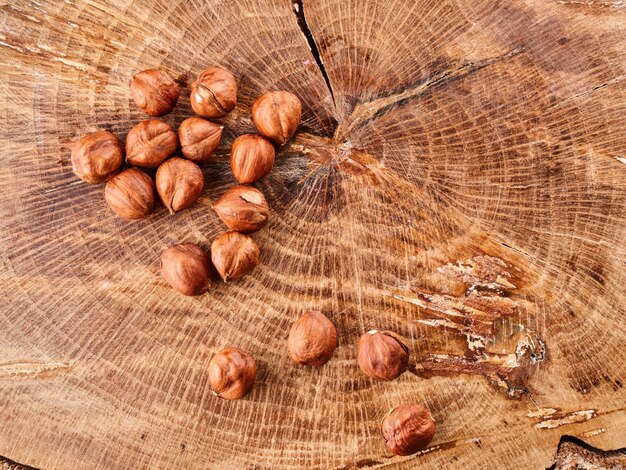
[1,1,625,468]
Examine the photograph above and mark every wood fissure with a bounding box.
[293,0,337,114]
[334,46,526,140]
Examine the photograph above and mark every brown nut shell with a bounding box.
[190,67,237,118]
[288,310,337,366]
[252,91,302,145]
[213,185,269,233]
[211,231,260,282]
[357,330,409,380]
[161,243,212,296]
[104,168,155,219]
[178,117,223,162]
[71,130,124,183]
[156,157,204,214]
[381,404,436,456]
[208,347,256,400]
[230,134,275,184]
[130,69,179,117]
[126,119,178,168]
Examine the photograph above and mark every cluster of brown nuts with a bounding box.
[71,67,435,456]
[288,312,436,455]
[71,67,301,401]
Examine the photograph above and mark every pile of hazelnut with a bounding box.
[70,68,436,457]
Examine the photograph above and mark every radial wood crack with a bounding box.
[293,0,337,110]
[334,46,525,140]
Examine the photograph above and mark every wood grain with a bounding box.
[0,0,625,468]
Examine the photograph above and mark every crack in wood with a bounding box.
[547,435,626,469]
[0,455,40,470]
[334,46,525,140]
[293,0,337,112]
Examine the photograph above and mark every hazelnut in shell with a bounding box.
[104,168,155,219]
[156,157,204,214]
[126,119,178,168]
[130,69,179,117]
[381,404,436,456]
[178,117,223,162]
[209,347,257,400]
[213,185,269,233]
[288,310,337,366]
[230,134,275,184]
[71,130,124,183]
[190,67,237,118]
[357,330,409,381]
[252,91,302,145]
[211,231,260,282]
[161,243,212,296]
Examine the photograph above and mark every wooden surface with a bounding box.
[1,0,625,468]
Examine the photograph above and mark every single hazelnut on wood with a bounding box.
[156,157,204,214]
[130,69,179,117]
[213,185,269,233]
[161,243,212,296]
[178,117,223,162]
[252,91,302,145]
[209,347,257,400]
[211,231,260,282]
[381,404,436,456]
[190,67,237,118]
[71,130,124,183]
[288,310,337,366]
[104,168,155,219]
[357,330,409,381]
[126,119,178,168]
[230,134,275,184]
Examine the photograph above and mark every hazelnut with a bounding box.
[104,168,155,219]
[381,404,436,456]
[156,157,204,214]
[178,117,223,162]
[211,231,260,282]
[190,67,237,118]
[213,185,269,233]
[130,69,179,117]
[288,310,337,366]
[208,347,257,400]
[230,134,275,184]
[126,119,178,168]
[357,330,409,381]
[71,130,124,183]
[161,243,212,296]
[251,91,302,145]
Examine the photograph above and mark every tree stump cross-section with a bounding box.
[0,0,625,469]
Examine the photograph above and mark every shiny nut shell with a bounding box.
[230,134,275,184]
[178,117,223,162]
[381,404,436,455]
[288,310,337,366]
[251,91,302,145]
[211,231,260,282]
[126,119,178,168]
[156,157,204,214]
[357,330,409,380]
[130,69,179,117]
[208,347,257,400]
[104,168,155,219]
[213,185,269,233]
[161,243,212,296]
[71,130,124,183]
[190,67,237,118]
